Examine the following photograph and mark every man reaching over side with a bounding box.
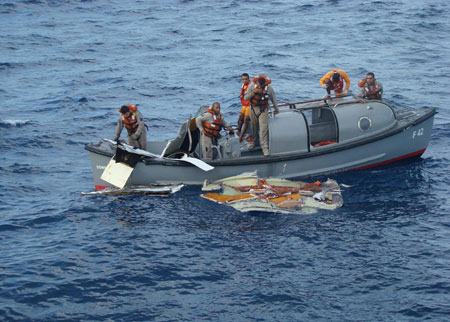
[114,104,147,150]
[319,68,351,97]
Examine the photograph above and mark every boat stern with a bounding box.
[85,141,116,190]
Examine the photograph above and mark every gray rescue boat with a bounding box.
[85,96,436,190]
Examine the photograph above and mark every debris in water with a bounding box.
[81,184,185,196]
[201,172,343,214]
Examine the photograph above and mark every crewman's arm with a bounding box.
[268,86,279,113]
[195,114,208,133]
[357,87,366,98]
[133,111,146,138]
[243,83,256,101]
[377,81,383,95]
[342,72,351,91]
[114,117,123,141]
[221,118,233,133]
[319,71,332,85]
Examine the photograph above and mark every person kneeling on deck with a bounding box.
[113,104,147,150]
[244,75,279,156]
[195,102,234,161]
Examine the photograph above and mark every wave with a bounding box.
[0,62,25,70]
[0,119,31,127]
[0,224,26,233]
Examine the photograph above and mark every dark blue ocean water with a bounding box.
[1,0,450,321]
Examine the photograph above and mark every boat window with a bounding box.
[302,108,338,147]
[358,117,372,131]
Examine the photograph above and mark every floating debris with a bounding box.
[201,172,343,214]
[81,183,185,196]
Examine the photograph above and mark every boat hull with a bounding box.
[87,110,434,188]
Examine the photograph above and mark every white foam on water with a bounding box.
[0,119,31,126]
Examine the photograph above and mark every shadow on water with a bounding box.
[81,185,320,240]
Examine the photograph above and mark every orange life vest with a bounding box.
[358,78,381,99]
[250,75,271,108]
[240,83,250,106]
[331,78,344,93]
[202,108,223,138]
[119,104,139,135]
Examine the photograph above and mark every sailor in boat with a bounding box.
[357,72,383,100]
[236,73,252,143]
[243,75,279,156]
[195,102,234,160]
[319,68,351,98]
[113,104,148,150]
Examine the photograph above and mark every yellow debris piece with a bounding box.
[201,193,255,204]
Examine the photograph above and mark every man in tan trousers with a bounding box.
[244,75,279,156]
[195,102,234,160]
[114,104,147,150]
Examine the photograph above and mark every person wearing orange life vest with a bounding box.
[244,75,279,156]
[236,73,252,142]
[195,102,234,160]
[357,72,383,100]
[319,69,351,97]
[113,104,147,150]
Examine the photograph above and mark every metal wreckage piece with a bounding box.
[81,183,185,196]
[201,171,344,214]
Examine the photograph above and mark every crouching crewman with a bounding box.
[195,102,234,161]
[357,72,383,100]
[114,104,147,150]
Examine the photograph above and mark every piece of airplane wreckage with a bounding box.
[201,172,344,214]
[85,95,435,191]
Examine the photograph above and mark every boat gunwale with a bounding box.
[85,107,436,167]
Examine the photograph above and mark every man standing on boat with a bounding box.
[320,69,351,97]
[244,75,279,156]
[195,102,234,161]
[357,72,383,100]
[113,104,147,150]
[237,73,251,142]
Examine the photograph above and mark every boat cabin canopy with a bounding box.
[161,98,397,159]
[268,98,397,155]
